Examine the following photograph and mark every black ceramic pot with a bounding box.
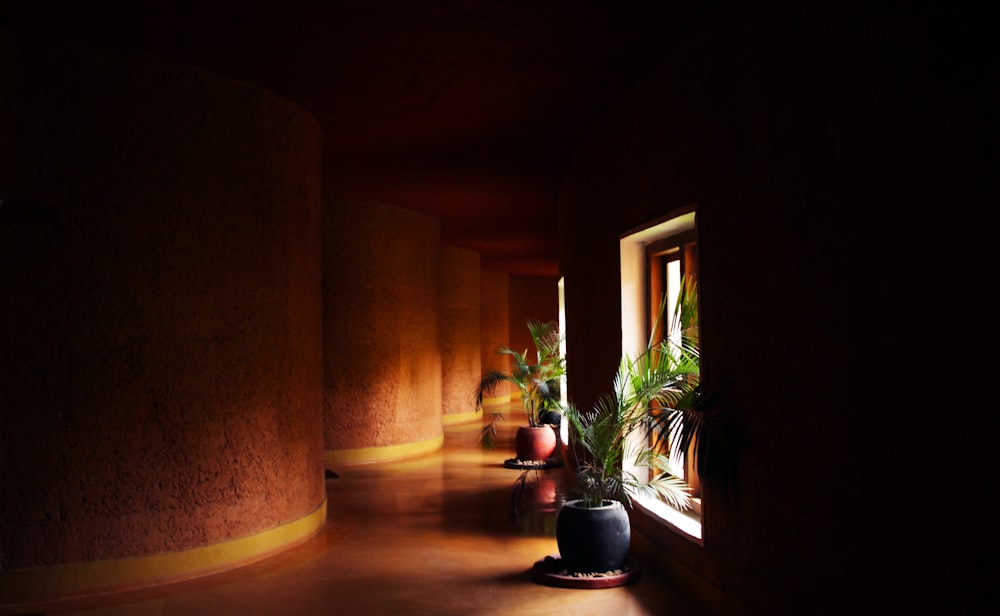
[555,499,630,573]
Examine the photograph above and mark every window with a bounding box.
[647,232,700,498]
[620,206,702,541]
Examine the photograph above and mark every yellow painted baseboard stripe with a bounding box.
[324,433,444,466]
[0,498,327,607]
[442,409,482,426]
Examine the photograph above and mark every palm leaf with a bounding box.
[475,320,566,442]
[564,275,718,512]
[478,411,504,450]
[474,370,513,406]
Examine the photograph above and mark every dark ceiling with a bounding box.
[2,1,715,275]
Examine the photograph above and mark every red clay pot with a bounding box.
[515,425,557,461]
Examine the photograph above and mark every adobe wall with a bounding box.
[0,29,326,596]
[478,270,511,406]
[557,4,970,613]
[440,246,481,423]
[321,196,443,462]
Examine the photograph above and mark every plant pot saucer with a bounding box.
[531,555,641,588]
[503,457,563,469]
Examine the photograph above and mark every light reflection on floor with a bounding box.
[12,407,708,616]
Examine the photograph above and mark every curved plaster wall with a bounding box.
[322,197,443,464]
[440,246,482,425]
[0,32,326,603]
[479,271,512,406]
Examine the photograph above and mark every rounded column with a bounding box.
[322,197,443,465]
[0,31,326,604]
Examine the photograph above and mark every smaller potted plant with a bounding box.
[475,320,566,464]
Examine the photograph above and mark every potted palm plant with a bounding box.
[555,279,701,576]
[476,320,566,465]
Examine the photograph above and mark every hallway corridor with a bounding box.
[9,409,710,615]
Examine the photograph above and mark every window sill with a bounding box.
[632,493,703,542]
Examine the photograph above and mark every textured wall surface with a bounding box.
[507,275,560,363]
[440,246,481,420]
[557,4,977,613]
[0,32,326,570]
[322,197,443,452]
[478,271,511,402]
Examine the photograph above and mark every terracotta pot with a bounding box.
[555,499,630,573]
[515,425,557,461]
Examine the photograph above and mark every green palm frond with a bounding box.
[475,321,566,445]
[641,471,692,510]
[474,369,513,406]
[527,320,561,362]
[649,384,742,495]
[478,411,504,450]
[564,276,718,512]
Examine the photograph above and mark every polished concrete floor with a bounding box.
[10,410,710,616]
